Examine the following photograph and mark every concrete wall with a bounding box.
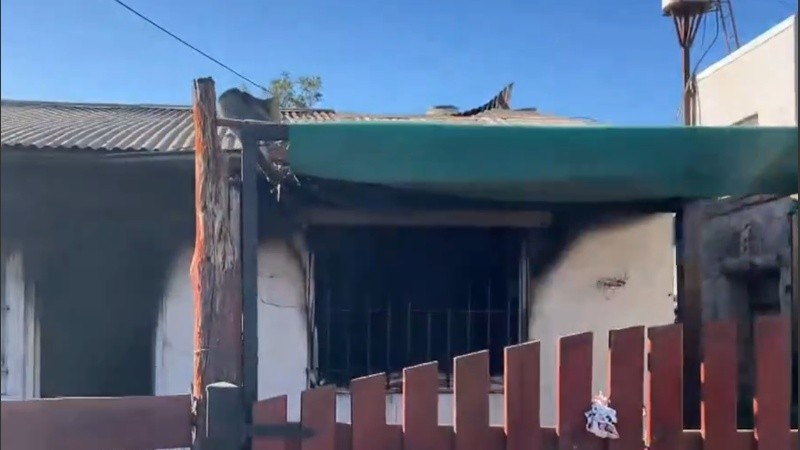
[155,214,677,426]
[695,15,797,126]
[529,214,676,425]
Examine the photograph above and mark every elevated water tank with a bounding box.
[662,0,713,16]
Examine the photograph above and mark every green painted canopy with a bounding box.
[287,122,798,203]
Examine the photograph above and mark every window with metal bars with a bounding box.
[308,226,527,390]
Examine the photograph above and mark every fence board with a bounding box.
[0,394,191,450]
[701,321,740,450]
[386,425,403,450]
[350,373,387,450]
[402,362,441,450]
[754,315,791,450]
[335,423,351,450]
[608,326,645,450]
[252,395,289,450]
[647,324,683,450]
[557,332,601,450]
[301,386,337,450]
[504,341,541,450]
[454,350,494,450]
[682,430,798,450]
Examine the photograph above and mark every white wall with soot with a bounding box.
[155,214,676,427]
[529,213,676,426]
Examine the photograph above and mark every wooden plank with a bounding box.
[682,430,798,450]
[351,373,387,450]
[792,213,799,435]
[504,341,541,450]
[647,324,683,450]
[191,77,244,449]
[454,350,492,450]
[252,396,288,450]
[301,387,337,450]
[335,424,351,450]
[557,332,601,450]
[608,326,645,450]
[489,426,506,450]
[754,315,791,450]
[304,208,552,228]
[0,395,191,450]
[402,362,441,450]
[386,425,403,450]
[542,428,558,450]
[701,321,741,450]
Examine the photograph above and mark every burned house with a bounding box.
[1,86,795,427]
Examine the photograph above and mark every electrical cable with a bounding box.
[110,0,268,92]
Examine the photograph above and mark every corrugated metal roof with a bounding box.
[0,99,595,153]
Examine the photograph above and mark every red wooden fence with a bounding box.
[253,316,798,450]
[0,316,796,449]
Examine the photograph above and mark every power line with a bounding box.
[110,0,268,91]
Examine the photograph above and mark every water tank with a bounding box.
[662,0,713,16]
[426,105,460,116]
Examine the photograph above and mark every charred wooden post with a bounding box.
[191,77,244,450]
[679,202,704,428]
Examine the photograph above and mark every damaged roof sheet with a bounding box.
[0,99,592,153]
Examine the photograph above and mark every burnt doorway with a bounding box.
[34,225,167,398]
[308,226,527,389]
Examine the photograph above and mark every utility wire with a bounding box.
[110,0,268,91]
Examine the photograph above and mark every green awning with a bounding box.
[287,122,798,203]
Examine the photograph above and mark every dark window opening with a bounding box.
[309,226,526,389]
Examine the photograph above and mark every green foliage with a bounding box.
[265,72,323,109]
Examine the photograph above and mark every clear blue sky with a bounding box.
[1,0,796,124]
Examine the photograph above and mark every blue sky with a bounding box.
[1,0,796,124]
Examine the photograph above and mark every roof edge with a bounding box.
[697,14,796,81]
[1,98,193,110]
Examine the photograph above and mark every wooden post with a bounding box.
[191,77,244,449]
[680,202,704,429]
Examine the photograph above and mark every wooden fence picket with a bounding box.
[608,326,645,450]
[453,350,494,450]
[557,332,601,450]
[252,395,290,450]
[402,362,441,450]
[646,324,683,450]
[301,386,337,450]
[504,341,541,450]
[350,373,387,450]
[754,315,791,450]
[701,320,741,450]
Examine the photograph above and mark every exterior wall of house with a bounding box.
[155,214,677,426]
[529,213,676,426]
[695,15,798,126]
